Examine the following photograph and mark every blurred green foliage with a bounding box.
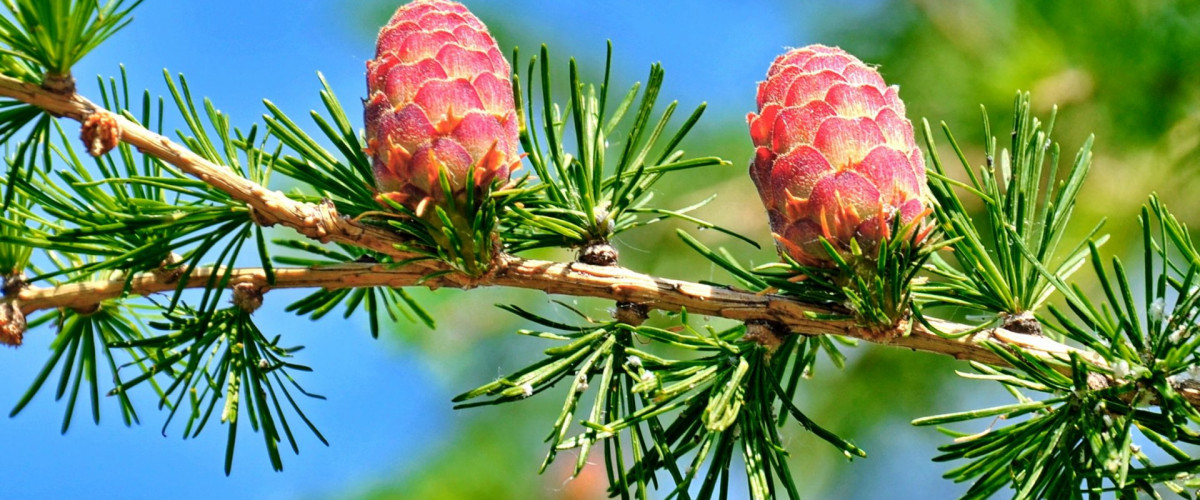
[346,1,1200,498]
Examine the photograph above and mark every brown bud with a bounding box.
[81,112,122,157]
[42,72,76,94]
[0,302,25,347]
[232,283,264,313]
[743,320,786,353]
[577,242,619,267]
[615,302,649,326]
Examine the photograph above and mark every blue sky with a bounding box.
[0,1,965,499]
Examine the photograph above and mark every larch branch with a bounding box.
[3,258,1037,366]
[0,74,423,265]
[3,73,1196,408]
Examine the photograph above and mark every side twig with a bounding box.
[0,74,423,265]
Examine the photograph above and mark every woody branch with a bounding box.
[3,72,1193,406]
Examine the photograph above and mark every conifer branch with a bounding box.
[10,257,1199,408]
[0,73,422,263]
[4,71,1197,411]
[0,3,1192,494]
[0,259,1061,369]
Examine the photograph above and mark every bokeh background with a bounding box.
[2,0,1199,498]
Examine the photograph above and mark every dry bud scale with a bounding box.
[365,0,519,217]
[748,45,929,267]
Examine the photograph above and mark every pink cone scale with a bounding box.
[748,45,929,266]
[366,0,518,215]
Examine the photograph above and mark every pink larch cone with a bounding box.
[365,0,519,216]
[748,45,929,266]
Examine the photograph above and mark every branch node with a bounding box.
[41,72,76,94]
[577,241,618,267]
[2,272,27,297]
[80,110,122,156]
[1086,372,1111,392]
[743,319,787,353]
[615,302,649,326]
[463,248,507,290]
[860,317,911,342]
[308,199,340,242]
[152,252,185,284]
[247,206,276,227]
[1001,311,1042,336]
[232,283,264,313]
[71,303,101,316]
